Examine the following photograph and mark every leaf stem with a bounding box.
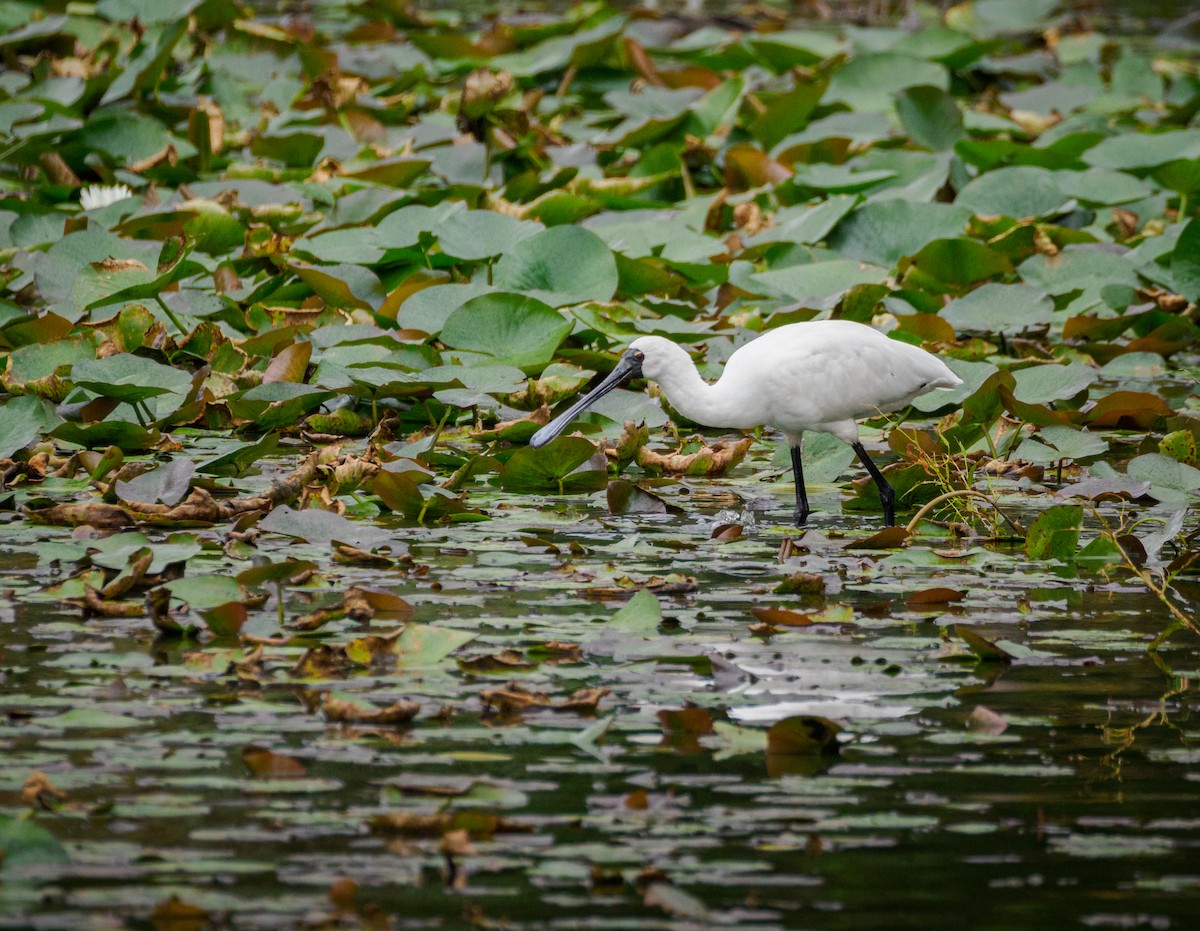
[154,294,188,335]
[904,489,1023,536]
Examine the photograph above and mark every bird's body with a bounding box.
[632,321,961,447]
[530,320,963,526]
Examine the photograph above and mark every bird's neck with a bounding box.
[648,343,755,430]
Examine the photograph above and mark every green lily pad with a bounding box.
[492,226,619,306]
[440,293,572,372]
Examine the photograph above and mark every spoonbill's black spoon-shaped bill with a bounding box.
[529,320,963,526]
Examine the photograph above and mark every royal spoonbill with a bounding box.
[529,320,962,526]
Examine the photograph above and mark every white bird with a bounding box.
[529,320,963,526]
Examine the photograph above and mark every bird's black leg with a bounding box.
[790,444,810,526]
[851,441,895,527]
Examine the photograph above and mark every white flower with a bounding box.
[80,183,134,211]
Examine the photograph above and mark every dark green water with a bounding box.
[3,495,1198,929]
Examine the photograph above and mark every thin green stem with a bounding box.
[154,294,188,336]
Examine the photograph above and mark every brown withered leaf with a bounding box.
[190,98,225,155]
[322,693,419,725]
[440,828,477,857]
[333,543,393,566]
[458,649,536,674]
[711,523,743,543]
[262,341,312,384]
[637,436,753,476]
[724,143,792,192]
[956,625,1015,663]
[1083,391,1173,430]
[368,810,503,839]
[844,526,910,550]
[328,877,357,912]
[324,455,379,493]
[767,715,841,756]
[292,644,354,678]
[583,574,698,599]
[24,502,136,529]
[905,587,966,607]
[213,265,240,293]
[80,586,145,617]
[100,549,154,599]
[750,606,816,627]
[289,606,344,632]
[39,151,81,187]
[241,745,307,779]
[344,587,412,621]
[128,144,178,173]
[22,771,69,809]
[609,420,650,463]
[480,682,550,714]
[555,686,609,713]
[36,450,344,531]
[149,895,210,931]
[967,705,1008,735]
[460,68,513,122]
[344,627,404,667]
[539,641,583,663]
[92,257,150,274]
[1111,207,1138,239]
[658,705,714,754]
[773,572,826,595]
[231,645,265,683]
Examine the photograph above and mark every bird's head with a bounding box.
[626,335,681,381]
[528,340,653,448]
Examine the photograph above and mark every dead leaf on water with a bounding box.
[844,526,910,549]
[637,436,753,476]
[967,705,1009,735]
[711,522,743,543]
[458,649,537,673]
[906,587,966,607]
[241,745,307,778]
[321,693,419,725]
[149,895,209,931]
[22,771,68,809]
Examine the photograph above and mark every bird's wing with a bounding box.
[731,328,953,432]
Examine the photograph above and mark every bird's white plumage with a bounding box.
[629,320,962,445]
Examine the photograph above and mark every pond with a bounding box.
[0,0,1198,926]
[3,455,1198,928]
